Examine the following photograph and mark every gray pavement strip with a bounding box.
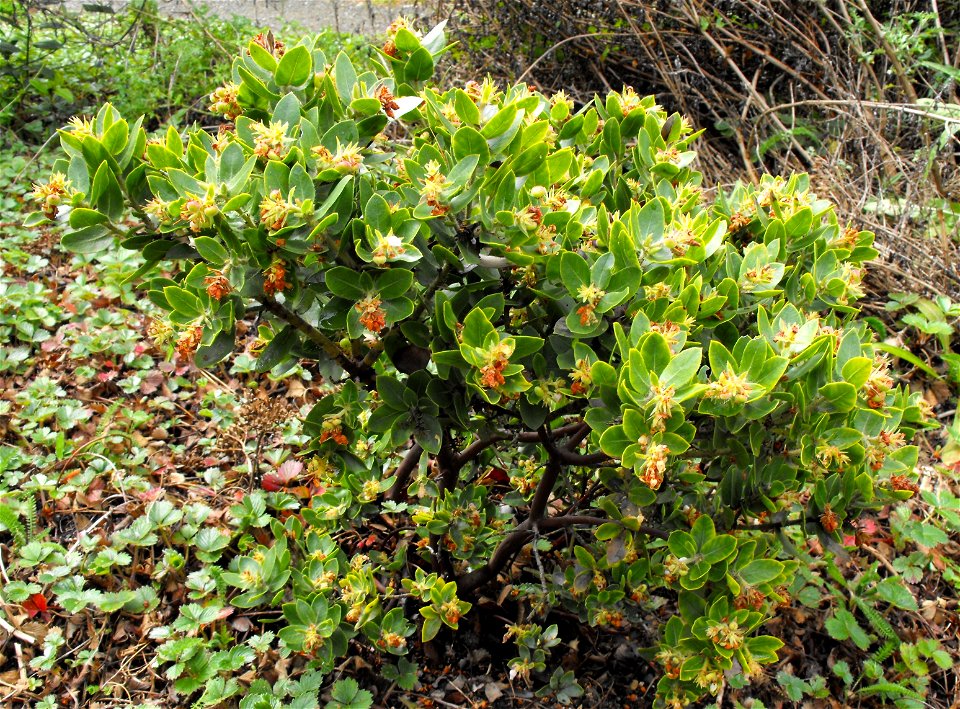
[56,0,430,35]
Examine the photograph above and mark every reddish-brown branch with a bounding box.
[457,513,668,594]
[385,443,423,502]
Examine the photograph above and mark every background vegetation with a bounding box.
[443,0,960,297]
[0,1,957,707]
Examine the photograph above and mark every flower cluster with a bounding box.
[369,230,406,265]
[479,341,513,390]
[262,260,289,296]
[175,325,203,359]
[575,283,605,327]
[180,191,218,233]
[251,121,291,160]
[313,141,363,174]
[259,190,303,232]
[32,173,73,219]
[704,367,752,402]
[705,619,745,650]
[637,439,669,489]
[209,82,243,120]
[355,296,387,334]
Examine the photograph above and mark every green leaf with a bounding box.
[326,267,366,300]
[512,142,547,176]
[700,534,736,564]
[333,52,358,98]
[599,425,631,458]
[595,523,621,541]
[195,328,236,367]
[873,578,918,611]
[90,162,123,220]
[874,342,940,378]
[785,207,812,237]
[102,118,129,155]
[420,610,442,643]
[23,211,49,227]
[640,333,671,376]
[275,45,312,87]
[163,286,203,318]
[841,356,873,388]
[452,126,490,163]
[194,236,229,266]
[377,269,415,299]
[327,678,373,709]
[560,251,590,291]
[461,308,495,348]
[68,208,107,229]
[453,90,480,124]
[481,103,518,140]
[824,609,871,650]
[394,27,421,53]
[404,47,434,82]
[256,325,299,372]
[660,347,702,388]
[749,635,785,663]
[739,559,784,585]
[272,92,302,129]
[247,40,277,72]
[62,225,113,254]
[668,530,697,558]
[818,382,857,412]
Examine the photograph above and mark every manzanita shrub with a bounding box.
[31,19,932,706]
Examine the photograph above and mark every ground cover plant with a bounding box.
[1,13,958,709]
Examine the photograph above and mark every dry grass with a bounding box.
[440,0,960,297]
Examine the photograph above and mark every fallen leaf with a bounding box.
[22,593,48,618]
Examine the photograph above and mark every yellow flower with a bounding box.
[704,366,753,403]
[65,116,94,137]
[32,172,73,219]
[259,189,301,232]
[209,82,242,120]
[638,442,669,489]
[179,191,218,233]
[251,120,290,160]
[371,230,406,265]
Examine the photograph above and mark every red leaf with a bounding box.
[262,460,303,491]
[22,593,48,618]
[480,467,509,485]
[261,474,285,492]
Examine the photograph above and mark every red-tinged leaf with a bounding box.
[262,459,303,491]
[41,336,64,352]
[278,459,303,479]
[215,606,235,621]
[261,474,285,492]
[288,485,312,498]
[479,467,509,485]
[23,594,48,618]
[137,487,163,502]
